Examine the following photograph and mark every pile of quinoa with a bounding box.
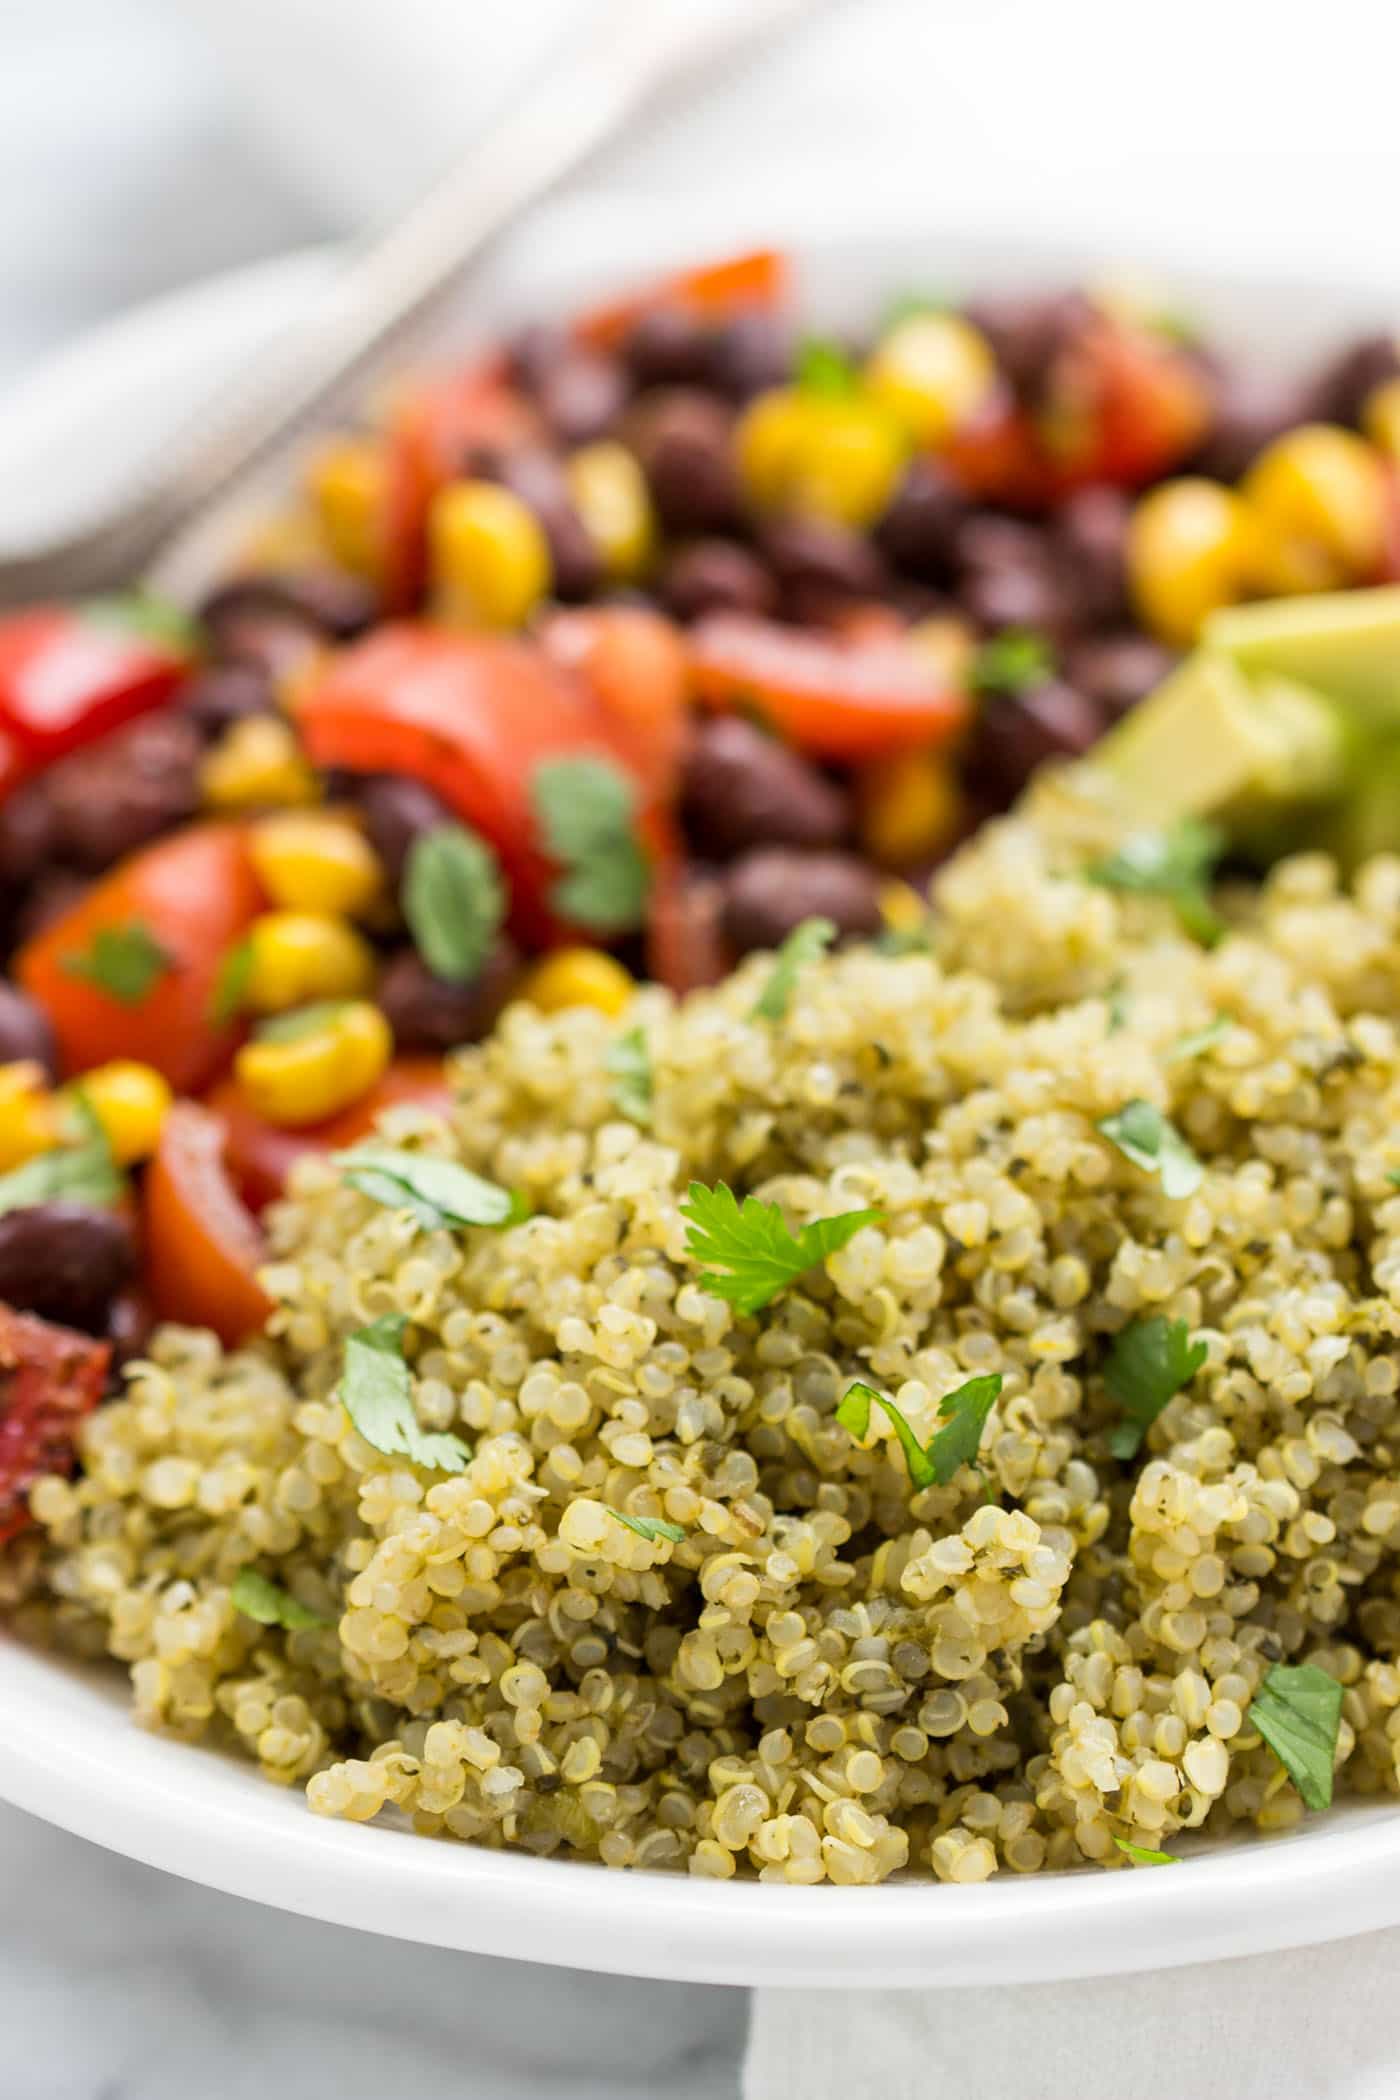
[15,812,1400,1886]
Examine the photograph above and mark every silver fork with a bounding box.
[0,0,824,611]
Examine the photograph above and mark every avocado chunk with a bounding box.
[1206,586,1400,722]
[1088,650,1351,832]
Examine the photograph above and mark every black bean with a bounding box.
[44,714,202,872]
[661,540,778,623]
[1306,333,1400,428]
[483,450,603,601]
[507,322,574,394]
[720,847,883,956]
[0,984,58,1079]
[1192,367,1316,481]
[199,569,376,675]
[1054,485,1131,627]
[182,662,277,742]
[957,516,1073,637]
[536,351,628,448]
[624,307,714,388]
[759,515,888,607]
[0,1202,136,1334]
[874,458,969,583]
[14,871,89,948]
[630,390,740,534]
[1062,634,1177,718]
[376,939,520,1052]
[682,716,850,860]
[962,291,1092,403]
[356,775,458,888]
[968,678,1104,801]
[706,311,793,400]
[0,778,57,887]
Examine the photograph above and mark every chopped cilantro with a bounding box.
[0,1111,123,1218]
[1086,818,1226,947]
[1114,1837,1179,1866]
[1248,1661,1343,1812]
[209,937,255,1025]
[614,1512,686,1544]
[334,1144,521,1234]
[61,919,171,1006]
[751,916,836,1021]
[1097,1100,1204,1199]
[253,1000,353,1044]
[340,1313,472,1473]
[84,593,199,654]
[1386,1169,1400,1188]
[1167,1016,1232,1063]
[605,1025,652,1124]
[795,336,858,395]
[532,757,650,934]
[836,1373,1003,1493]
[969,629,1055,698]
[403,823,505,983]
[681,1180,880,1317]
[1105,1316,1208,1459]
[231,1567,330,1631]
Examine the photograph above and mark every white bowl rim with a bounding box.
[3,202,1400,1987]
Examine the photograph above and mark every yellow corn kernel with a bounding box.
[877,879,928,936]
[735,388,816,511]
[860,750,964,866]
[0,1062,58,1171]
[307,438,387,580]
[64,1061,172,1167]
[243,911,376,1013]
[430,479,552,629]
[905,613,977,689]
[249,811,383,919]
[200,714,320,812]
[565,442,655,582]
[736,387,907,528]
[235,1000,392,1128]
[522,947,634,1018]
[1127,478,1256,645]
[1364,377,1400,461]
[865,312,998,448]
[238,512,330,573]
[1241,423,1388,595]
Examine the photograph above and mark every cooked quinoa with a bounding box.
[16,813,1400,1885]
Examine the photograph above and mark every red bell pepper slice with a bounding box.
[0,598,196,787]
[574,247,789,351]
[0,1304,109,1546]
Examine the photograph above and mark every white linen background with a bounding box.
[5,3,1400,2096]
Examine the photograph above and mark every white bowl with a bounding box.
[3,202,1400,1986]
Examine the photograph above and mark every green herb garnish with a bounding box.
[252,1000,353,1045]
[403,823,505,984]
[836,1373,1003,1493]
[969,629,1055,698]
[875,922,932,958]
[1248,1662,1343,1812]
[231,1567,330,1631]
[1104,1317,1207,1460]
[1167,1016,1232,1063]
[1096,1100,1204,1199]
[605,1026,652,1124]
[532,757,649,934]
[85,593,199,654]
[209,937,255,1025]
[340,1313,472,1473]
[796,336,858,396]
[681,1180,880,1317]
[1388,1169,1400,1188]
[334,1144,521,1234]
[61,919,172,1006]
[751,916,836,1021]
[0,1115,123,1218]
[614,1512,686,1544]
[1114,1837,1179,1866]
[1087,818,1226,947]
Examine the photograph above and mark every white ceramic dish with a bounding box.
[3,201,1400,1986]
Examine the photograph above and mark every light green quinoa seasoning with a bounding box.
[15,814,1400,1884]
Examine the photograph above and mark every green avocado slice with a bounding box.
[1206,587,1400,722]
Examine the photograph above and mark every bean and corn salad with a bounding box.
[5,252,1400,1880]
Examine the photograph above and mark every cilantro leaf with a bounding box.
[1167,1016,1232,1064]
[85,593,199,654]
[1104,1316,1207,1459]
[614,1511,686,1544]
[1097,1099,1204,1199]
[61,919,172,1006]
[340,1313,472,1473]
[606,1025,652,1124]
[1388,1169,1400,1188]
[0,1115,123,1218]
[969,629,1055,698]
[751,916,836,1021]
[253,1000,353,1044]
[231,1567,330,1631]
[1086,819,1226,947]
[210,937,254,1026]
[796,336,858,395]
[334,1144,520,1234]
[875,923,932,958]
[403,823,505,984]
[1248,1662,1343,1812]
[681,1181,881,1316]
[1114,1837,1179,1866]
[532,757,650,934]
[836,1373,1003,1493]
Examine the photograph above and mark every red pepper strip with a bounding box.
[0,599,195,783]
[0,1304,109,1546]
[574,247,789,352]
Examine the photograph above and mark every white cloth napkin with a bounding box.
[744,1927,1400,2100]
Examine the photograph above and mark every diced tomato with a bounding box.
[382,357,540,612]
[207,1057,453,1211]
[295,625,661,944]
[143,1102,272,1348]
[687,613,967,761]
[0,600,195,780]
[16,824,264,1091]
[575,247,788,351]
[0,1304,109,1546]
[647,863,731,996]
[538,604,691,801]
